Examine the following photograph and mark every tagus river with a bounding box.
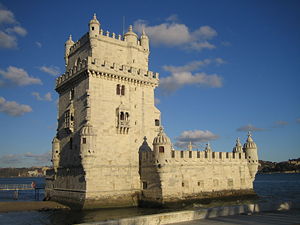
[0,173,300,225]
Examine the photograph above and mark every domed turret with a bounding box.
[153,126,171,145]
[80,122,97,170]
[153,127,172,161]
[64,35,74,67]
[243,131,259,179]
[124,25,138,45]
[51,136,60,172]
[89,13,100,37]
[233,137,243,153]
[140,28,149,51]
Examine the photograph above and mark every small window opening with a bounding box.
[197,151,200,158]
[82,138,86,144]
[171,151,175,158]
[198,181,200,186]
[92,27,94,31]
[142,182,147,189]
[182,182,184,187]
[155,119,160,126]
[159,146,164,153]
[189,151,192,158]
[121,85,125,96]
[181,151,184,158]
[116,84,120,95]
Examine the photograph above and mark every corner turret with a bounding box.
[243,131,259,179]
[124,25,138,45]
[140,29,149,51]
[89,13,100,37]
[233,137,243,153]
[64,35,74,67]
[80,122,97,170]
[153,127,172,161]
[51,136,60,173]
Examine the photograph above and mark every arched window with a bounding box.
[116,84,120,95]
[125,112,129,121]
[120,112,124,120]
[121,85,125,95]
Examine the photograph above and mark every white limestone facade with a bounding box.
[46,14,259,209]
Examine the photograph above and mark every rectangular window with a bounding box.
[121,85,125,95]
[171,151,175,158]
[64,110,70,128]
[189,151,192,158]
[155,119,160,126]
[82,138,86,144]
[181,151,184,158]
[197,151,200,158]
[159,146,164,153]
[182,182,184,187]
[142,181,147,189]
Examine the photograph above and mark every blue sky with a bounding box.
[0,0,299,167]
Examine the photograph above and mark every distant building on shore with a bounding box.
[45,14,259,209]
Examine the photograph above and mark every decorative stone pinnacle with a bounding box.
[69,35,72,40]
[248,131,252,137]
[93,13,97,19]
[128,25,133,32]
[143,136,147,141]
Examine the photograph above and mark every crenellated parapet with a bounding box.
[140,150,247,165]
[56,57,159,89]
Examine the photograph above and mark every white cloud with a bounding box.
[0,8,16,24]
[133,16,217,51]
[237,124,265,132]
[0,30,17,48]
[163,59,212,73]
[0,96,32,116]
[160,71,222,93]
[0,66,42,86]
[39,66,60,76]
[32,92,52,101]
[160,59,224,93]
[6,26,27,36]
[175,129,219,148]
[35,41,42,48]
[0,5,27,49]
[0,151,51,167]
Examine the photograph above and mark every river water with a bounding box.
[0,173,299,225]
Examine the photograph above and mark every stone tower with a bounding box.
[46,14,161,208]
[243,131,259,179]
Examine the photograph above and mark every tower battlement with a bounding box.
[56,57,159,89]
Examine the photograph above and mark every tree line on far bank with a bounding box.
[258,158,300,173]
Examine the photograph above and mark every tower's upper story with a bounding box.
[57,14,157,91]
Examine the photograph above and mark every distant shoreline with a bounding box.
[257,171,300,174]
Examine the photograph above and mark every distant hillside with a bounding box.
[258,158,300,173]
[0,167,51,178]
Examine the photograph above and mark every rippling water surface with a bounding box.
[0,173,299,225]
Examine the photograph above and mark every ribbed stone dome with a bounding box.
[65,35,74,45]
[153,127,171,145]
[243,132,257,149]
[80,122,96,136]
[89,13,100,25]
